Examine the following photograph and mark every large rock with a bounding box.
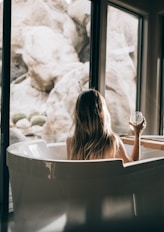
[10,77,48,116]
[22,26,78,91]
[43,62,89,142]
[11,0,87,60]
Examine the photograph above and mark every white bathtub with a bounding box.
[7,139,164,231]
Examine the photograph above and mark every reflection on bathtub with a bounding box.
[102,196,134,219]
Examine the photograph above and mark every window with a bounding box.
[105,5,140,135]
[10,0,91,144]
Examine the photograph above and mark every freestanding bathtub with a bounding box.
[7,139,164,231]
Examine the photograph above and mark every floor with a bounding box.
[8,184,13,231]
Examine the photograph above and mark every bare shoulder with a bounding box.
[115,137,132,163]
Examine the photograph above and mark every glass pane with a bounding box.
[10,0,91,144]
[105,5,139,135]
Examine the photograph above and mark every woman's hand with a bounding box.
[129,117,146,136]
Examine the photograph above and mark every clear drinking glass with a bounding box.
[130,111,143,130]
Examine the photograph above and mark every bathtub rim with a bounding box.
[6,139,164,168]
[7,139,124,164]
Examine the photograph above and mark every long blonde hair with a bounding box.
[69,89,119,159]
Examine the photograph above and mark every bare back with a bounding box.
[66,136,132,163]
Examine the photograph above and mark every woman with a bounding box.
[66,89,146,163]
